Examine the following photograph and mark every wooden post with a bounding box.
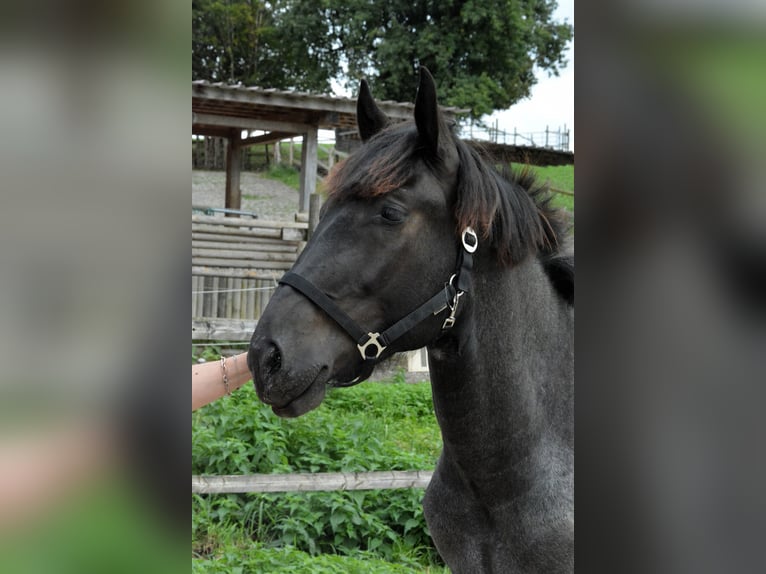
[225,134,242,213]
[299,126,318,214]
[308,193,321,240]
[289,138,294,166]
[274,139,281,165]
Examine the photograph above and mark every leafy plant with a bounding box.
[192,379,445,569]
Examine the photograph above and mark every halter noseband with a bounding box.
[277,227,478,386]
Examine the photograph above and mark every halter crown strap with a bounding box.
[278,227,477,372]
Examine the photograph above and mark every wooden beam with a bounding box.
[192,214,308,230]
[193,112,313,135]
[239,131,299,148]
[191,470,434,493]
[299,127,318,213]
[192,125,237,138]
[192,258,293,270]
[193,84,409,120]
[192,267,282,279]
[192,318,257,341]
[192,248,298,262]
[192,83,468,122]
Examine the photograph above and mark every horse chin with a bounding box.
[330,361,376,388]
[271,377,327,418]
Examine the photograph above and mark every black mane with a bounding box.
[453,139,573,304]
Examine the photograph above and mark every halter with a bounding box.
[278,227,478,386]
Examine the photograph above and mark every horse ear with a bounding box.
[357,79,389,142]
[414,66,440,154]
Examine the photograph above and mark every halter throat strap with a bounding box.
[278,227,477,374]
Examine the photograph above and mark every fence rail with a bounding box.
[192,470,433,494]
[192,214,307,328]
[461,122,571,151]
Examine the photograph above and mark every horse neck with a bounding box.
[427,253,574,467]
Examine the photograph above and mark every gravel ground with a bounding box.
[192,170,302,221]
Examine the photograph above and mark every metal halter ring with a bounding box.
[461,227,478,253]
[357,332,386,360]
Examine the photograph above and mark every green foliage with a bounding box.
[193,539,449,573]
[193,1,573,117]
[192,381,444,569]
[340,0,573,118]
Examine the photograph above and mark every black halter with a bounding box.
[278,227,478,386]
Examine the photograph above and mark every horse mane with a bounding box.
[453,141,574,304]
[324,123,574,304]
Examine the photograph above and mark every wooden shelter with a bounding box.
[192,81,466,214]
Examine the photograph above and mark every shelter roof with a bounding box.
[192,80,468,137]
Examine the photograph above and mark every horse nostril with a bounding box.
[264,343,282,376]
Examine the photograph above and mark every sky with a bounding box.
[486,0,574,149]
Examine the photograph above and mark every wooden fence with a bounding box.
[192,470,433,494]
[192,214,308,340]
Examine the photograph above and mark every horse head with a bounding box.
[248,68,467,417]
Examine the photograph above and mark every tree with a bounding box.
[193,0,573,118]
[193,0,275,85]
[340,0,572,119]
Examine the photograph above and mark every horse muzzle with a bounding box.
[248,339,331,417]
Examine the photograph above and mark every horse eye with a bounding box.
[380,205,406,223]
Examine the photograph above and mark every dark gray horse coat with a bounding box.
[249,67,573,573]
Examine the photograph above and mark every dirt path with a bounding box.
[192,170,302,221]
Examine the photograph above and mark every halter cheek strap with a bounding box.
[278,227,477,384]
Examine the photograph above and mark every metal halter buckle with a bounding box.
[461,227,478,253]
[442,288,464,330]
[357,332,386,360]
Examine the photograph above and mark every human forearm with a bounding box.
[192,352,252,411]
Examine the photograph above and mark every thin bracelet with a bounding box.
[220,356,231,396]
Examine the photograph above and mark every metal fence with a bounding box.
[460,122,571,151]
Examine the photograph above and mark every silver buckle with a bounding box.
[441,288,464,330]
[461,227,478,253]
[357,332,386,360]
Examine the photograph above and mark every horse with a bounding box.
[248,67,574,573]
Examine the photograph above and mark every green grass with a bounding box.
[193,539,449,573]
[192,370,445,571]
[549,191,574,212]
[521,164,574,193]
[262,164,301,190]
[509,163,574,212]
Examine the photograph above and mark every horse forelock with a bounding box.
[325,125,420,201]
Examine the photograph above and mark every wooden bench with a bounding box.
[192,214,308,341]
